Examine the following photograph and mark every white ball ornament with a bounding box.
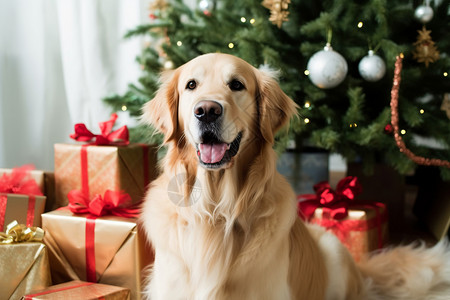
[358,50,386,82]
[414,5,434,23]
[199,0,214,14]
[307,43,348,89]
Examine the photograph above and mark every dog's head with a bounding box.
[143,53,297,170]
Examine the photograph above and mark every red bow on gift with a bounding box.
[0,165,43,196]
[298,176,362,221]
[68,189,141,218]
[70,113,129,145]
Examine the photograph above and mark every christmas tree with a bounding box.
[104,0,450,179]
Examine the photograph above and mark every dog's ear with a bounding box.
[142,69,180,143]
[257,69,298,143]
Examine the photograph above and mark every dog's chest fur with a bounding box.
[144,172,295,300]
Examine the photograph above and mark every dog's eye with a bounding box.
[229,79,245,91]
[186,80,197,90]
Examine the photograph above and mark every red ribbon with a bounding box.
[23,282,95,298]
[297,176,362,221]
[0,165,43,230]
[81,145,90,198]
[310,202,387,249]
[68,189,141,218]
[67,189,141,282]
[70,113,129,146]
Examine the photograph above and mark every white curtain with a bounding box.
[0,0,147,171]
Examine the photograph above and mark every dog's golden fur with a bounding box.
[141,53,450,299]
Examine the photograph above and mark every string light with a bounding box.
[419,109,425,114]
[304,70,310,76]
[250,18,256,24]
[349,123,358,128]
[444,72,448,77]
[400,129,406,135]
[357,21,363,28]
[304,118,310,124]
[304,101,311,108]
[241,17,246,23]
[164,60,174,69]
[176,41,183,46]
[121,105,127,111]
[228,42,234,49]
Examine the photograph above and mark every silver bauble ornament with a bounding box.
[414,5,434,23]
[198,0,214,14]
[307,43,348,89]
[358,50,386,82]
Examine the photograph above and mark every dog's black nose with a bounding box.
[194,101,223,123]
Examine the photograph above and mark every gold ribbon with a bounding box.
[0,220,44,244]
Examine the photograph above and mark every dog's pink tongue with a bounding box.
[199,143,228,164]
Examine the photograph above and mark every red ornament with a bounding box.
[149,13,157,20]
[384,123,393,134]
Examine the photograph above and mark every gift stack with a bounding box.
[1,114,158,300]
[298,176,389,262]
[0,165,51,299]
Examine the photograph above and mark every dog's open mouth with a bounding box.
[196,132,242,169]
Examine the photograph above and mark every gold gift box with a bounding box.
[311,204,388,262]
[0,194,46,232]
[0,242,51,299]
[41,209,153,300]
[54,143,158,207]
[23,280,130,300]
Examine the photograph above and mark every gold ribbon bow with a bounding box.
[0,220,44,244]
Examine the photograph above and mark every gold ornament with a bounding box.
[262,0,290,28]
[412,26,439,67]
[441,93,450,119]
[149,0,168,11]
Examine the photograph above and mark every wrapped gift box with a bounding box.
[0,222,51,300]
[41,209,153,300]
[307,203,388,262]
[298,176,388,261]
[1,242,51,299]
[0,168,46,231]
[23,280,130,300]
[0,194,46,232]
[54,143,157,207]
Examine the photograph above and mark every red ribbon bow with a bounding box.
[68,189,141,218]
[0,165,43,196]
[70,113,129,145]
[298,176,362,221]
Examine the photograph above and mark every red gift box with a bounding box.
[298,176,388,261]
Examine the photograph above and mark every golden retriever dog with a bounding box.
[141,53,450,300]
